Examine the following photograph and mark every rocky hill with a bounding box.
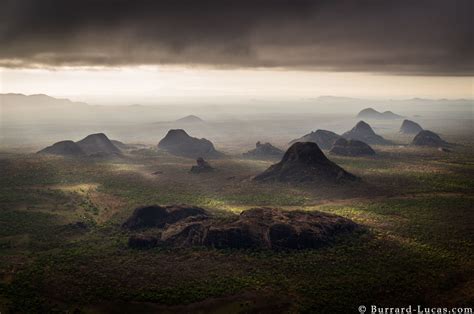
[411,130,449,147]
[329,138,375,156]
[342,121,391,145]
[76,133,122,155]
[158,129,223,158]
[38,133,121,157]
[400,119,423,134]
[253,142,358,183]
[37,140,85,157]
[243,141,284,159]
[289,129,341,150]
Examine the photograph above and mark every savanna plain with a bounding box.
[0,105,473,313]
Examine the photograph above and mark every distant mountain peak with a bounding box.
[175,115,204,123]
[353,121,375,134]
[400,119,423,134]
[289,129,341,149]
[343,121,391,145]
[357,108,403,119]
[360,108,378,113]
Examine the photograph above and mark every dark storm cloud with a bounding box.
[0,0,473,75]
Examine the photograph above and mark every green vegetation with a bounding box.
[0,145,473,312]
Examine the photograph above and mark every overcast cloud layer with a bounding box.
[1,0,473,75]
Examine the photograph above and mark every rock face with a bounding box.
[243,141,284,159]
[399,119,423,134]
[357,108,403,119]
[289,130,341,150]
[158,129,222,158]
[122,204,209,230]
[76,133,122,155]
[342,121,390,145]
[128,234,158,249]
[124,205,358,250]
[37,140,86,157]
[329,138,375,156]
[253,142,358,183]
[411,130,449,147]
[190,157,214,173]
[203,208,358,250]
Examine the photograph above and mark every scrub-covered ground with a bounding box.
[0,140,473,313]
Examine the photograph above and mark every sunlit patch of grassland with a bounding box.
[108,163,150,173]
[49,183,99,195]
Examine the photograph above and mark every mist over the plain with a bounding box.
[1,93,472,153]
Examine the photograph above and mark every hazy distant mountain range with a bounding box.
[1,93,472,125]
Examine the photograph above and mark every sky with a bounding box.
[1,0,473,103]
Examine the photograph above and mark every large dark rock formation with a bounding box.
[253,142,358,183]
[411,130,449,147]
[289,129,341,150]
[342,121,391,145]
[122,204,209,230]
[190,157,214,173]
[329,138,375,156]
[243,141,284,159]
[76,133,122,155]
[203,208,358,250]
[37,140,86,157]
[124,205,358,250]
[357,108,403,120]
[158,129,222,158]
[399,119,423,134]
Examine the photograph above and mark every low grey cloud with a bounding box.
[1,0,472,75]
